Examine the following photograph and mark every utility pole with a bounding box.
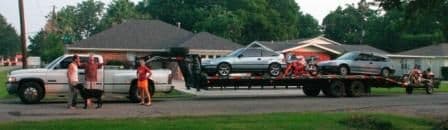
[18,0,27,69]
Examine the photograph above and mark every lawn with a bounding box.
[0,112,439,130]
[0,70,12,99]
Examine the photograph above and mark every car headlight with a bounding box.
[7,76,16,82]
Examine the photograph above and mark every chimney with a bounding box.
[177,22,181,28]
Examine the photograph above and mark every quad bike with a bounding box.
[305,56,319,76]
[401,69,437,94]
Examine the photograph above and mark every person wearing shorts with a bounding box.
[137,58,152,106]
[84,54,102,106]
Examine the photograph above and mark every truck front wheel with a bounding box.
[129,80,155,103]
[18,82,44,104]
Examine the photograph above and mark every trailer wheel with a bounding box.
[406,86,413,94]
[323,80,345,97]
[346,81,365,97]
[303,86,320,97]
[425,84,434,94]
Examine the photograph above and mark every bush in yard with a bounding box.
[442,67,448,80]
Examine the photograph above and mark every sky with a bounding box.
[0,0,364,44]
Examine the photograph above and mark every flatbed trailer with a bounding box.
[145,48,437,97]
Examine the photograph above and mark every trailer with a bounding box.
[143,48,439,97]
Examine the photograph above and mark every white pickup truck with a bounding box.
[6,54,174,104]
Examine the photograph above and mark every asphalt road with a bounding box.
[1,93,448,122]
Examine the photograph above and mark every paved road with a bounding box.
[1,93,448,122]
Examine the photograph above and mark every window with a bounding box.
[241,49,261,57]
[371,55,386,62]
[261,49,278,57]
[216,55,221,58]
[208,55,214,59]
[56,56,99,69]
[356,53,370,61]
[200,55,206,59]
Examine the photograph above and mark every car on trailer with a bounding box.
[318,51,395,77]
[202,46,286,77]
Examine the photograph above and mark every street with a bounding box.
[1,92,448,122]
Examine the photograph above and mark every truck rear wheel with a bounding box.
[323,80,345,97]
[18,82,44,104]
[346,81,365,97]
[129,80,155,103]
[303,86,320,97]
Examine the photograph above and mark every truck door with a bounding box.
[45,56,74,94]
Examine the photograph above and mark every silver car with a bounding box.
[318,51,395,77]
[202,47,286,76]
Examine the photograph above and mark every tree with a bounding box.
[98,0,150,31]
[322,5,373,44]
[137,0,320,44]
[28,30,64,62]
[0,14,20,57]
[297,14,321,38]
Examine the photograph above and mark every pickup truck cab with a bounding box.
[6,54,174,104]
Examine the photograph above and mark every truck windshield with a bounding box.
[45,56,63,69]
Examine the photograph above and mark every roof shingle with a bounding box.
[179,32,242,50]
[69,20,194,50]
[397,43,448,56]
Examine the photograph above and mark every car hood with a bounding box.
[10,68,47,75]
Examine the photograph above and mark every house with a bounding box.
[67,20,242,65]
[254,36,388,62]
[67,20,242,80]
[388,43,448,78]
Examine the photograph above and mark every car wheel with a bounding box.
[217,63,231,76]
[338,65,349,76]
[380,68,390,77]
[18,82,44,104]
[268,63,282,77]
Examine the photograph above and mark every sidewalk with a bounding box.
[172,80,306,97]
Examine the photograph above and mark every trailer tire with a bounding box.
[346,81,365,97]
[323,80,345,97]
[303,86,320,97]
[425,84,434,94]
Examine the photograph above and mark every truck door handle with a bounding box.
[48,80,56,82]
[257,58,261,60]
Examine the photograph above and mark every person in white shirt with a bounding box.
[67,55,80,109]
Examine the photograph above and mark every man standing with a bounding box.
[67,54,80,109]
[84,54,102,106]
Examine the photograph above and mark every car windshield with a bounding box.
[336,52,358,60]
[226,48,244,57]
[45,56,63,69]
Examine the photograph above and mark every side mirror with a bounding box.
[238,54,243,58]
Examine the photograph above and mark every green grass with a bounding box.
[0,70,13,99]
[0,112,437,130]
[372,83,448,95]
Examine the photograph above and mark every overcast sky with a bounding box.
[0,0,364,44]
